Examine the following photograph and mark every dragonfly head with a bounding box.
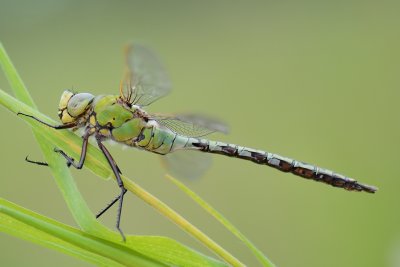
[58,90,95,124]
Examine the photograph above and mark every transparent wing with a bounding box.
[160,150,212,180]
[152,113,230,138]
[123,44,172,106]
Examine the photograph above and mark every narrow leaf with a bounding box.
[0,42,36,108]
[0,198,165,267]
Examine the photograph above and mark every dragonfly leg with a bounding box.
[95,188,127,219]
[25,155,73,168]
[25,156,49,166]
[54,131,90,169]
[96,135,127,242]
[17,112,77,129]
[18,113,78,167]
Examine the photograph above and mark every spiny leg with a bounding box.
[25,156,71,168]
[96,135,127,241]
[19,113,78,167]
[95,146,124,219]
[54,131,90,169]
[24,131,89,168]
[25,156,49,166]
[95,163,125,218]
[29,131,90,169]
[96,189,127,219]
[25,155,72,168]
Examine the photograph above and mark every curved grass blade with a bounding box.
[1,197,227,267]
[0,43,35,108]
[126,236,227,267]
[0,198,165,267]
[166,174,275,267]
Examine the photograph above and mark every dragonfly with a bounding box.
[19,44,377,241]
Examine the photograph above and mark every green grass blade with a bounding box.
[0,198,165,267]
[0,42,36,108]
[125,237,227,267]
[166,174,275,267]
[1,197,226,267]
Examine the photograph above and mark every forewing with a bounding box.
[126,44,172,106]
[153,114,229,138]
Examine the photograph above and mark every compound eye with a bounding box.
[67,93,94,117]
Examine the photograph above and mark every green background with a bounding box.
[0,1,398,266]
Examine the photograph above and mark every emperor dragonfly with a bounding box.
[19,44,377,241]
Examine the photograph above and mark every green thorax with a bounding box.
[93,95,134,127]
[91,95,145,142]
[90,95,188,155]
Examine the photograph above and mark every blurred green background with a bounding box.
[0,1,399,266]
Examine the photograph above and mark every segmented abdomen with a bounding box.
[186,138,376,193]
